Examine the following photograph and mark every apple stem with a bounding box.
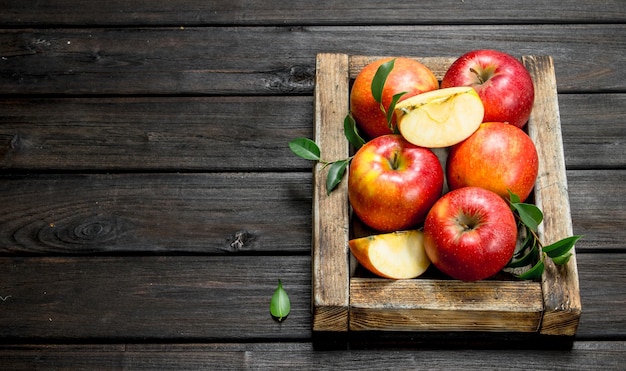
[393,151,401,170]
[469,67,484,84]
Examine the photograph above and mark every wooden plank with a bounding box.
[1,341,626,369]
[350,279,543,332]
[0,256,312,340]
[524,55,581,336]
[567,170,626,251]
[0,253,623,341]
[1,25,625,95]
[0,170,620,257]
[0,94,624,171]
[0,96,313,171]
[2,1,624,26]
[311,53,351,332]
[560,94,626,169]
[577,253,626,339]
[0,173,312,255]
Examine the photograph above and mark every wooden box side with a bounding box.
[311,53,351,332]
[312,53,580,336]
[523,56,582,336]
[350,278,543,332]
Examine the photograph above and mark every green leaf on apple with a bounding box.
[344,114,366,150]
[510,202,543,232]
[371,58,395,104]
[289,137,321,161]
[325,159,349,195]
[387,91,406,132]
[370,58,407,130]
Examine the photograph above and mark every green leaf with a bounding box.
[326,159,349,195]
[386,91,407,129]
[511,202,543,232]
[507,189,522,204]
[516,259,545,280]
[543,235,582,259]
[288,137,320,161]
[507,244,540,268]
[371,59,396,104]
[552,252,573,265]
[343,114,366,150]
[270,279,291,322]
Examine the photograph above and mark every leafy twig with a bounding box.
[506,190,582,280]
[289,59,400,194]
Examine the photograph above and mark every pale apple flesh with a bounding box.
[349,230,431,279]
[394,87,485,148]
[350,57,439,139]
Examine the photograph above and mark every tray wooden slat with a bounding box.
[524,55,582,336]
[311,53,351,332]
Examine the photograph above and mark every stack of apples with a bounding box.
[348,50,538,281]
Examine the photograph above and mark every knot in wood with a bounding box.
[226,230,256,253]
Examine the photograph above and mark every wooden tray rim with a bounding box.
[311,53,581,336]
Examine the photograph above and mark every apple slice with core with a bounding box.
[394,86,484,148]
[349,230,431,279]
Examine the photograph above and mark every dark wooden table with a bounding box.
[1,1,625,369]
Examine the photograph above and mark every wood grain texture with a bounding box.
[0,170,622,256]
[0,97,313,171]
[0,173,312,254]
[311,53,350,332]
[567,170,626,251]
[524,55,581,336]
[1,94,623,171]
[1,0,624,26]
[350,279,543,332]
[1,25,624,95]
[0,254,623,341]
[0,256,312,340]
[1,341,625,369]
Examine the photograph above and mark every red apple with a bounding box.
[348,134,444,232]
[423,186,518,281]
[441,49,534,128]
[446,121,539,202]
[350,57,439,139]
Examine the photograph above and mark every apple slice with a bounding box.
[394,86,484,148]
[349,230,430,279]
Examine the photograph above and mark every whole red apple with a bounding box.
[348,134,444,232]
[441,49,534,128]
[446,121,539,202]
[423,186,518,281]
[350,57,439,139]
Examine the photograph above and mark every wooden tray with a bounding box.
[311,53,581,337]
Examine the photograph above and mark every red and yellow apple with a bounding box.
[423,186,518,281]
[446,121,539,202]
[441,49,534,128]
[348,134,444,232]
[349,230,431,279]
[394,86,485,148]
[350,57,439,139]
